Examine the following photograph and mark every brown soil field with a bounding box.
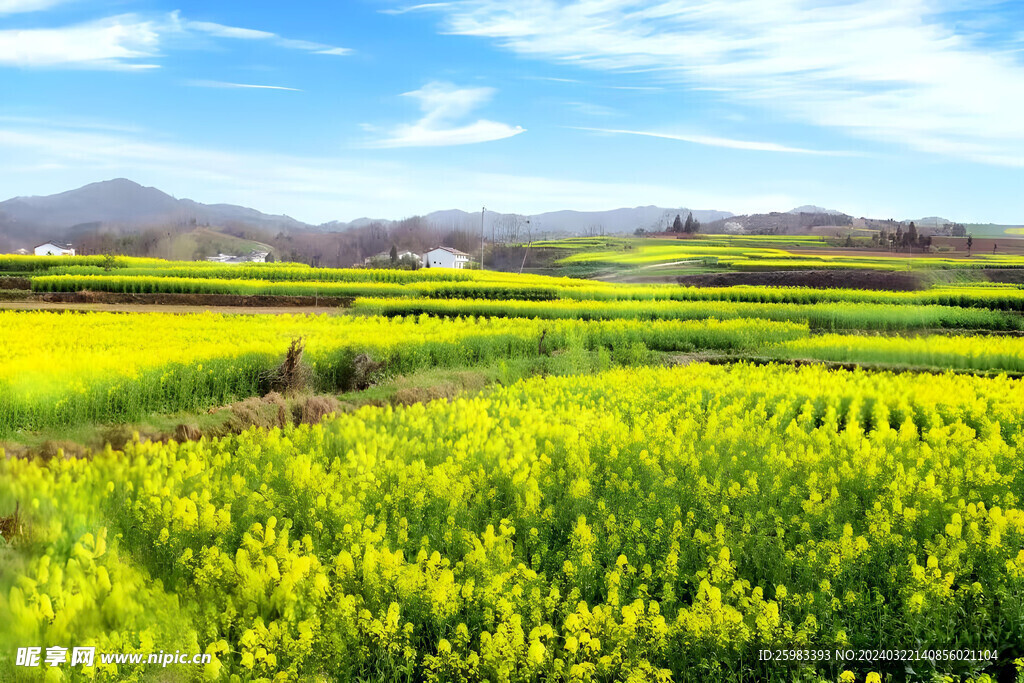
[1,291,352,314]
[930,236,1024,256]
[29,291,351,308]
[0,301,350,315]
[676,269,925,290]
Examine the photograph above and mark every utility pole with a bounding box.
[480,206,486,270]
[519,219,532,274]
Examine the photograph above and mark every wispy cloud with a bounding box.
[186,80,303,92]
[420,0,1024,167]
[367,81,525,148]
[0,0,70,14]
[0,12,351,70]
[0,115,146,133]
[522,75,582,84]
[183,21,275,41]
[0,15,161,70]
[186,18,352,55]
[573,127,860,156]
[381,3,455,16]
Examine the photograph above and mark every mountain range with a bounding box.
[0,178,970,250]
[0,179,307,238]
[0,179,736,245]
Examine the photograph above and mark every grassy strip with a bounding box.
[352,296,1023,331]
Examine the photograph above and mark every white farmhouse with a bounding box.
[34,241,76,256]
[423,246,470,269]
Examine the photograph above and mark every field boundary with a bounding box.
[27,291,354,308]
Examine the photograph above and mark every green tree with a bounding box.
[390,245,398,263]
[671,214,683,233]
[683,213,694,233]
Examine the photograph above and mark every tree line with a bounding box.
[670,212,701,234]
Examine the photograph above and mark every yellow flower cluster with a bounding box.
[2,362,1022,681]
[0,310,805,433]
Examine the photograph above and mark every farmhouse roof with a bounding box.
[37,240,73,250]
[426,246,470,257]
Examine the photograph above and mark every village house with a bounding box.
[34,241,76,256]
[423,246,470,269]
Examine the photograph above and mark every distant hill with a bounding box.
[911,216,953,228]
[7,177,1010,250]
[322,206,734,237]
[708,210,853,234]
[0,179,738,247]
[789,205,847,216]
[0,179,307,247]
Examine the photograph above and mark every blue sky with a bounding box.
[1,0,1023,224]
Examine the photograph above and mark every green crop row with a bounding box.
[32,271,1024,315]
[352,296,1024,332]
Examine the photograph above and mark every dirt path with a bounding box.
[0,301,350,315]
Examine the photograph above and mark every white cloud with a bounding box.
[185,21,275,41]
[0,0,69,14]
[574,127,860,156]
[186,18,351,55]
[0,12,351,70]
[368,81,525,148]
[186,80,302,91]
[381,3,455,16]
[0,15,161,69]
[422,0,1024,167]
[0,121,779,222]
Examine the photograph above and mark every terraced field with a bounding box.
[2,255,1024,682]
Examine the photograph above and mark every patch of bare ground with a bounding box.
[0,502,27,544]
[981,269,1024,284]
[40,290,353,307]
[174,423,203,442]
[666,352,1024,378]
[0,276,31,290]
[225,392,290,432]
[676,269,924,290]
[294,396,343,425]
[1,299,351,315]
[391,370,488,405]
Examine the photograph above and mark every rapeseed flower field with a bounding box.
[3,364,1024,681]
[3,256,1024,682]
